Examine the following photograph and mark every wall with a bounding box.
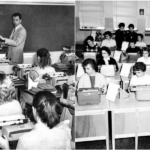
[76,1,150,44]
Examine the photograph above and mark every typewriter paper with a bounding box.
[120,63,133,77]
[121,42,129,51]
[106,83,120,102]
[114,51,122,62]
[76,63,85,78]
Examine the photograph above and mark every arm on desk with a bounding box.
[60,98,75,110]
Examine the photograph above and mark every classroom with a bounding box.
[75,1,150,150]
[0,0,75,149]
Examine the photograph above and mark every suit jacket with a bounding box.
[5,24,27,65]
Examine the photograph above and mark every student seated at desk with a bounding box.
[137,47,150,64]
[101,31,116,50]
[135,33,147,49]
[0,91,71,150]
[97,46,119,72]
[129,62,150,86]
[32,48,55,78]
[0,73,22,116]
[76,59,106,139]
[84,36,99,52]
[78,58,107,93]
[126,41,141,54]
[20,48,55,109]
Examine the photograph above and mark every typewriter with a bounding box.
[46,72,68,86]
[77,88,101,106]
[16,64,32,69]
[130,85,150,101]
[16,64,32,79]
[0,115,34,149]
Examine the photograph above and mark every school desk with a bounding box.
[109,92,150,150]
[75,95,110,150]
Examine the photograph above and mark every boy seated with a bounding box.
[129,62,150,86]
[126,41,141,54]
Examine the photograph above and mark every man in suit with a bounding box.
[0,13,27,65]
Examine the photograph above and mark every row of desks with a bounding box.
[75,92,150,150]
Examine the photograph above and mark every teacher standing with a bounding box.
[0,13,27,65]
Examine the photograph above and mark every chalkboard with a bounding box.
[0,5,74,52]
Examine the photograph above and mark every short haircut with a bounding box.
[128,24,134,29]
[84,36,94,45]
[36,48,51,69]
[101,46,111,56]
[137,33,144,40]
[118,22,125,28]
[143,47,149,54]
[82,58,98,72]
[133,62,146,72]
[12,13,22,20]
[33,91,61,129]
[104,31,112,38]
[130,40,136,44]
[0,74,16,105]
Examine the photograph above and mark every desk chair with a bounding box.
[83,52,97,61]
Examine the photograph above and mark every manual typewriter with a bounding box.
[0,115,34,149]
[130,85,150,101]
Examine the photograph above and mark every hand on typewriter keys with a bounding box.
[0,135,9,149]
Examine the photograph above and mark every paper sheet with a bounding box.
[121,41,129,51]
[76,63,85,78]
[113,50,122,62]
[91,30,96,39]
[120,63,133,77]
[106,83,120,102]
[28,74,39,90]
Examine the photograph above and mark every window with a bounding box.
[113,1,137,30]
[146,2,150,30]
[78,1,105,29]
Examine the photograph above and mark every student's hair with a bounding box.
[143,47,149,54]
[82,58,98,72]
[128,24,134,29]
[130,40,136,44]
[36,48,51,69]
[84,36,94,45]
[133,62,146,72]
[0,73,16,105]
[104,31,112,38]
[137,33,144,40]
[101,46,111,56]
[12,13,22,20]
[33,91,61,129]
[118,22,125,28]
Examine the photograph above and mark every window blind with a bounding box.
[79,1,104,29]
[113,1,137,30]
